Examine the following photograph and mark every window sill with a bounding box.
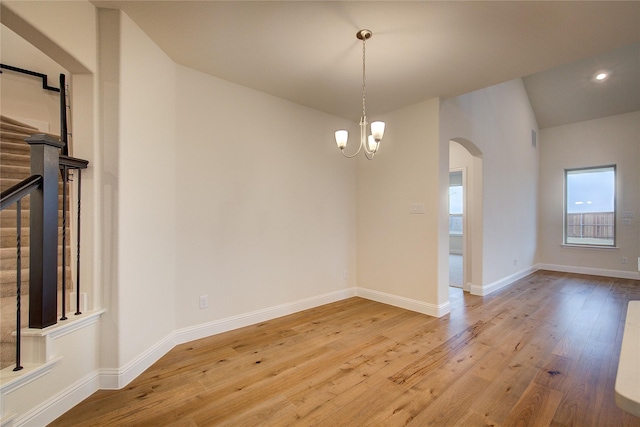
[561,244,619,250]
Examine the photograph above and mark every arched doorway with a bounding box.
[449,139,483,294]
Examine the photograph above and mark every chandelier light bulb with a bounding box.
[367,135,378,153]
[371,121,385,142]
[335,130,348,149]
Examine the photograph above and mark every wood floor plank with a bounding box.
[551,340,616,426]
[502,382,563,427]
[468,318,566,425]
[406,373,492,426]
[50,272,640,427]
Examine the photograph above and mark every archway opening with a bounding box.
[448,138,483,301]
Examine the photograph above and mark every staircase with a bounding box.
[0,115,71,370]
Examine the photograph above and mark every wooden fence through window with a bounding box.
[566,212,614,239]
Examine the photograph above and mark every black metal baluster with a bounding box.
[75,169,82,315]
[60,74,68,156]
[14,200,23,371]
[60,166,68,321]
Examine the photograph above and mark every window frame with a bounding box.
[564,164,617,248]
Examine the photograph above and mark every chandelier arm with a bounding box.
[364,150,375,160]
[340,139,364,158]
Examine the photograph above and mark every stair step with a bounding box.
[1,245,70,269]
[1,209,65,228]
[0,129,31,147]
[1,164,31,180]
[0,193,66,210]
[0,225,70,246]
[0,115,39,130]
[0,122,59,139]
[0,226,31,245]
[0,151,30,164]
[1,288,74,370]
[0,266,72,296]
[1,142,30,152]
[0,121,38,135]
[0,140,31,155]
[1,178,65,192]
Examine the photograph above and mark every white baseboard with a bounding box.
[174,287,357,345]
[356,288,450,317]
[99,333,176,390]
[537,263,640,280]
[470,265,537,296]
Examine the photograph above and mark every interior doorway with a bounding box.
[448,139,482,294]
[448,169,464,289]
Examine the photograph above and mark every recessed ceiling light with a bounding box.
[595,72,608,81]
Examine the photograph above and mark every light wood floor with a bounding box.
[51,271,640,426]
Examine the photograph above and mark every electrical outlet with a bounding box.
[513,259,518,266]
[199,295,208,309]
[343,271,348,280]
[621,257,628,265]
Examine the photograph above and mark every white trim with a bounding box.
[14,371,100,427]
[174,288,356,345]
[0,413,16,427]
[356,288,450,317]
[470,266,537,296]
[0,358,62,394]
[561,244,618,250]
[538,263,640,280]
[99,334,175,390]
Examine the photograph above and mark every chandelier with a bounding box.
[335,29,385,160]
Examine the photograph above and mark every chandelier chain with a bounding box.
[362,34,366,118]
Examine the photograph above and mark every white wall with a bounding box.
[174,65,357,329]
[0,25,67,134]
[539,111,640,278]
[356,98,448,315]
[1,1,96,74]
[441,79,539,294]
[97,9,178,381]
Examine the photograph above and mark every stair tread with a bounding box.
[0,116,39,130]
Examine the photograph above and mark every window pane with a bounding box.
[449,186,463,214]
[565,166,615,246]
[449,186,463,234]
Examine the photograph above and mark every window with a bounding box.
[565,165,616,246]
[449,185,463,235]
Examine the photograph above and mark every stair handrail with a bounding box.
[0,175,43,210]
[0,64,60,92]
[1,64,70,154]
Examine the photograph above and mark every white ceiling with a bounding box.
[92,1,640,128]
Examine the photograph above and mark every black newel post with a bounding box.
[26,134,64,329]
